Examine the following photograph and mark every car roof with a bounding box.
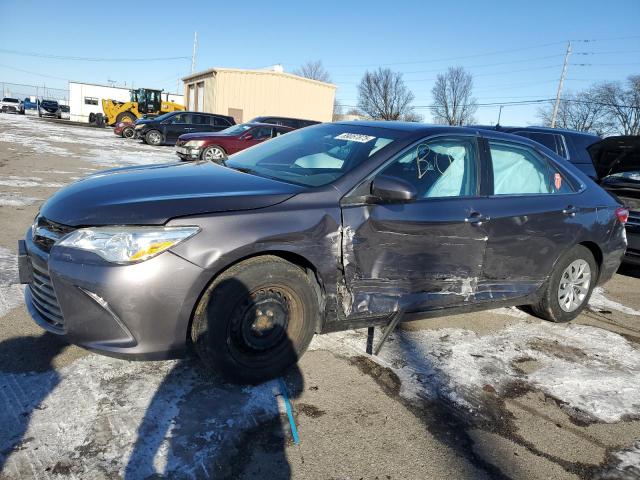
[243,122,294,129]
[473,124,601,138]
[253,115,317,122]
[333,120,500,136]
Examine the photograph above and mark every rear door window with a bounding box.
[489,140,575,195]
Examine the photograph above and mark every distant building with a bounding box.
[182,67,336,124]
[68,81,183,123]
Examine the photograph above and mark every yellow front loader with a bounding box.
[99,88,184,126]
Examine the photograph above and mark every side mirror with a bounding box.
[371,175,417,203]
[243,133,253,141]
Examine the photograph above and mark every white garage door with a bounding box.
[188,84,195,110]
[196,82,204,112]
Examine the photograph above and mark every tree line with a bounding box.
[294,60,640,136]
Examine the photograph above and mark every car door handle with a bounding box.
[465,212,490,226]
[562,205,577,217]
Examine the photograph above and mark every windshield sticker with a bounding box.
[335,133,376,143]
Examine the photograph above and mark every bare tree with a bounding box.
[293,60,332,83]
[596,75,640,135]
[401,111,423,122]
[431,67,477,126]
[537,88,614,136]
[357,68,416,120]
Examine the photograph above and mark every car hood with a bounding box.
[179,131,236,141]
[40,162,304,226]
[588,135,640,179]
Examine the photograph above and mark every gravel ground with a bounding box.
[1,114,639,480]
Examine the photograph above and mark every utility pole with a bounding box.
[191,31,198,74]
[551,41,572,128]
[497,105,504,126]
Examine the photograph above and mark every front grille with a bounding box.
[29,261,64,329]
[628,211,640,228]
[33,216,75,253]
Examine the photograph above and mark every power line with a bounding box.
[0,48,190,62]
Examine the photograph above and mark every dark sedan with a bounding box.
[19,122,627,383]
[175,123,293,162]
[134,111,236,146]
[38,99,62,118]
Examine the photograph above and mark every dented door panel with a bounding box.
[340,199,488,317]
[478,194,586,300]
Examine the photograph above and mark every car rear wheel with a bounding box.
[122,126,135,139]
[145,130,163,146]
[191,256,318,384]
[201,145,227,163]
[531,245,597,323]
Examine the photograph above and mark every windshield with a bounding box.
[226,123,402,187]
[3,98,19,103]
[152,111,175,122]
[221,124,254,135]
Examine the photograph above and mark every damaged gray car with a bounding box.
[19,122,628,382]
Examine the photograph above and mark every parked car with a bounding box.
[38,99,62,119]
[589,135,640,265]
[474,125,601,179]
[1,97,23,114]
[175,123,294,162]
[18,122,627,383]
[250,116,320,130]
[114,121,136,139]
[135,111,236,146]
[23,97,38,111]
[60,104,70,120]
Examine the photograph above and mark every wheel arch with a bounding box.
[185,250,326,344]
[578,240,603,281]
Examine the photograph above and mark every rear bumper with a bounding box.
[20,229,211,360]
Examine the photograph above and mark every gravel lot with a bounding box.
[1,114,639,480]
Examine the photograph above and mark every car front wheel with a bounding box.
[122,126,135,139]
[201,145,227,163]
[191,256,318,384]
[145,130,163,146]
[532,245,597,323]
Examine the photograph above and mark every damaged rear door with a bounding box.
[339,135,488,318]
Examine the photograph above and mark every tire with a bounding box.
[531,245,598,323]
[89,112,96,123]
[122,126,135,139]
[201,145,227,163]
[116,111,137,124]
[191,256,318,384]
[145,130,163,146]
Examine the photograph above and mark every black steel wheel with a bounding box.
[191,256,318,384]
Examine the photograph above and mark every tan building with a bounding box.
[182,67,336,123]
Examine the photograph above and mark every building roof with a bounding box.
[182,67,336,89]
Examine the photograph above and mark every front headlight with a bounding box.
[57,226,200,264]
[135,124,144,130]
[184,140,206,148]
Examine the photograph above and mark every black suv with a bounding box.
[249,116,320,130]
[38,99,62,119]
[135,111,236,146]
[475,125,601,179]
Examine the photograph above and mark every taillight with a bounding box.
[615,207,629,224]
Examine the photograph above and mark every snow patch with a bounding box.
[0,356,281,478]
[0,247,23,317]
[610,441,640,477]
[589,287,640,316]
[0,176,64,188]
[311,321,640,423]
[0,193,39,207]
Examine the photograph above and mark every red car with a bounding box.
[113,121,136,139]
[175,123,293,162]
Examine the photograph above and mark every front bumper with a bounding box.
[1,105,18,113]
[19,228,210,359]
[175,145,201,161]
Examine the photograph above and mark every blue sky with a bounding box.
[1,0,638,124]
